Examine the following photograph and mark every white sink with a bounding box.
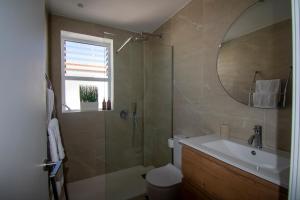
[180,134,290,188]
[202,139,290,172]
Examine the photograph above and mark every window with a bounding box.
[61,31,113,112]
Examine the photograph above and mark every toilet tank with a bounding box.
[172,135,188,169]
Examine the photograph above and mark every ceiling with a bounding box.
[46,0,191,33]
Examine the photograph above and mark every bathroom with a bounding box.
[0,0,300,200]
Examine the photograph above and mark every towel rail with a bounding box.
[248,66,292,108]
[45,74,68,200]
[248,71,259,106]
[282,66,293,107]
[47,160,66,200]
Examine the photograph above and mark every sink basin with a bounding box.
[202,139,290,172]
[180,134,290,188]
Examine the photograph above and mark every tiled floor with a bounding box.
[67,174,105,200]
[67,165,153,200]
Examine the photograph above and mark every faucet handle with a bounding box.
[254,125,262,131]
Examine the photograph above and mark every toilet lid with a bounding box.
[146,164,183,187]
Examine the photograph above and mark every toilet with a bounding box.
[146,135,186,200]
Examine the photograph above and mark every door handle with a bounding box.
[41,159,56,171]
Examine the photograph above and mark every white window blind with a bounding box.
[61,31,113,112]
[64,41,109,79]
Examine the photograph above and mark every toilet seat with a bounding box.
[146,164,182,187]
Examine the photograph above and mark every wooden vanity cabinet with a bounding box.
[181,145,288,200]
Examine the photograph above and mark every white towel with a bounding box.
[48,130,59,162]
[253,93,280,108]
[47,91,66,198]
[253,79,281,108]
[47,89,55,123]
[48,118,65,162]
[255,79,281,93]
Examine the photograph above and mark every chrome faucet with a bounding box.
[248,125,262,149]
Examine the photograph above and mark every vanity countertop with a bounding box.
[180,134,290,188]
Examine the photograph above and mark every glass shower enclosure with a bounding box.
[104,35,173,200]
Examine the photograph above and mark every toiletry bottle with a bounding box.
[220,123,230,139]
[102,98,107,110]
[107,99,111,110]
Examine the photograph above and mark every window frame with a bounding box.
[60,31,114,113]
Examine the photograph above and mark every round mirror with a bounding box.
[217,0,292,108]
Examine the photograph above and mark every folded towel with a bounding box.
[47,89,55,123]
[253,93,280,108]
[48,129,59,162]
[255,79,281,93]
[48,118,65,162]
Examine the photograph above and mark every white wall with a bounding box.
[0,0,48,199]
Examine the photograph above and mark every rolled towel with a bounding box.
[48,118,65,162]
[253,93,280,108]
[48,129,59,162]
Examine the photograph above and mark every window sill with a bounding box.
[62,109,113,114]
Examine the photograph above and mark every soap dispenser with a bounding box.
[102,98,107,110]
[220,123,230,139]
[107,98,111,110]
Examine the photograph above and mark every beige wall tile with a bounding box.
[155,0,291,151]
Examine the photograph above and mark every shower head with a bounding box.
[116,32,162,54]
[133,35,148,41]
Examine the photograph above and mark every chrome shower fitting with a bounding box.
[116,32,162,54]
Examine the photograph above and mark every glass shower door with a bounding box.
[105,38,173,200]
[143,41,173,168]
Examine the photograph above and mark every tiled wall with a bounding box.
[154,0,292,151]
[49,15,144,182]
